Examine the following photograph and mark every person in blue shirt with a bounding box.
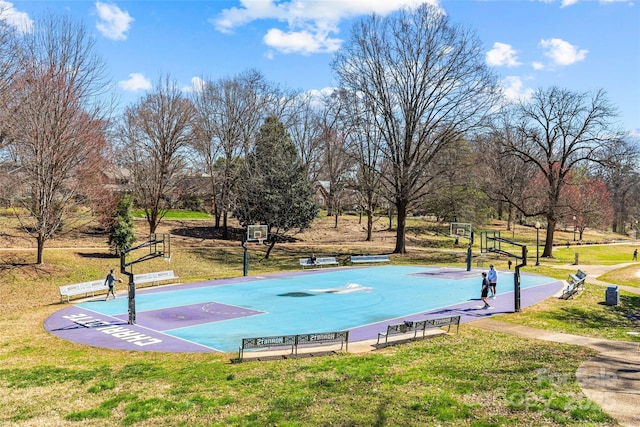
[487,265,497,299]
[104,269,121,300]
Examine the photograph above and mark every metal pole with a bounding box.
[465,231,473,271]
[243,247,248,276]
[242,232,248,277]
[127,275,136,324]
[514,265,521,312]
[536,227,540,266]
[514,246,527,313]
[121,252,135,325]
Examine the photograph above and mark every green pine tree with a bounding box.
[107,194,137,256]
[236,116,318,258]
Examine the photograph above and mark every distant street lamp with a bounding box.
[535,222,541,266]
[573,216,577,241]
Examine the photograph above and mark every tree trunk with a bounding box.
[36,234,45,265]
[542,216,556,257]
[264,237,276,260]
[366,208,373,242]
[213,200,221,229]
[222,211,228,239]
[149,216,157,234]
[393,202,407,254]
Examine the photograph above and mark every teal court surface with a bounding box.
[45,265,563,353]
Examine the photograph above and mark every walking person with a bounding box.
[104,269,121,300]
[633,249,638,261]
[487,264,498,298]
[481,272,491,309]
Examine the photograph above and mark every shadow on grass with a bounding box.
[544,293,640,330]
[170,226,244,241]
[77,252,118,259]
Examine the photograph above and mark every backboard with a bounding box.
[149,233,171,259]
[450,222,472,240]
[247,224,268,243]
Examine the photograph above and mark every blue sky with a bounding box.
[2,0,639,135]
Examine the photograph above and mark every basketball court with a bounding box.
[45,265,564,353]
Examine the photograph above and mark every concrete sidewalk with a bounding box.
[474,264,640,427]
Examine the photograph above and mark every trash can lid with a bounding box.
[607,285,618,290]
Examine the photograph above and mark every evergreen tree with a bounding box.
[236,116,318,258]
[107,194,137,256]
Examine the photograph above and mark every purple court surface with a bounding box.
[45,266,563,354]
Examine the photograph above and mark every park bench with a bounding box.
[560,269,587,300]
[350,254,391,265]
[376,315,461,346]
[133,270,179,287]
[59,279,107,303]
[237,330,349,362]
[299,257,340,269]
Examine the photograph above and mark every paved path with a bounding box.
[474,264,640,427]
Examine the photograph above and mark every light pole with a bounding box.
[573,216,577,241]
[535,222,541,266]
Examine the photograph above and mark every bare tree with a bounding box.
[332,4,500,253]
[286,92,324,183]
[498,86,620,257]
[478,119,539,230]
[0,16,19,137]
[190,76,223,226]
[189,70,288,239]
[597,137,640,233]
[1,13,111,264]
[341,92,386,240]
[118,75,195,234]
[316,92,356,227]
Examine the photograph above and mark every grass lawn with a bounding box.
[0,215,636,426]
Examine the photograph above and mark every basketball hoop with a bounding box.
[247,224,268,243]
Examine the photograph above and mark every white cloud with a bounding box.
[539,38,587,66]
[0,0,33,33]
[264,28,342,54]
[212,0,440,55]
[486,42,521,67]
[532,61,545,71]
[501,76,534,103]
[182,76,207,93]
[118,73,151,92]
[95,1,133,41]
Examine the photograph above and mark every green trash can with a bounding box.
[605,285,619,306]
